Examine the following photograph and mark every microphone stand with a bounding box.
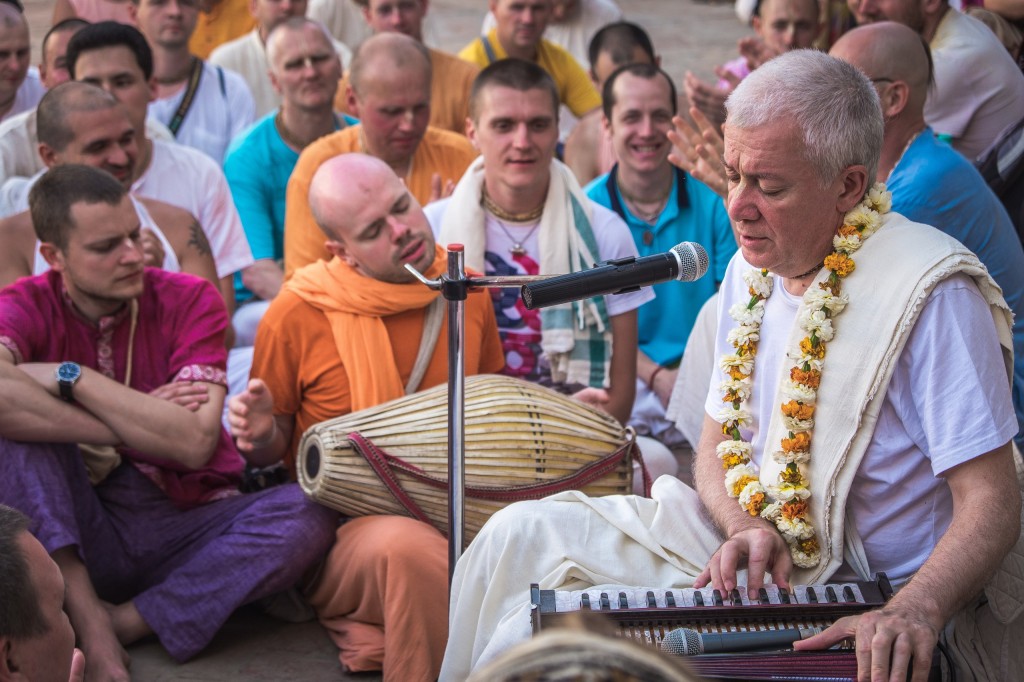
[405,246,549,589]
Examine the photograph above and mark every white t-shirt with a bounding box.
[425,197,653,382]
[134,139,253,279]
[1,68,45,124]
[148,60,256,164]
[704,255,1017,584]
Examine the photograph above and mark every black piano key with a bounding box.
[581,593,591,609]
[712,589,724,606]
[806,587,818,604]
[646,591,657,608]
[618,592,629,609]
[693,591,703,606]
[600,593,610,610]
[666,591,676,607]
[826,586,838,603]
[758,588,770,605]
[779,588,791,604]
[844,585,857,602]
[730,588,742,605]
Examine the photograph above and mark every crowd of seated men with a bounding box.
[1,0,1023,679]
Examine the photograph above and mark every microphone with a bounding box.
[660,626,823,656]
[520,242,709,310]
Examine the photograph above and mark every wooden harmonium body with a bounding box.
[530,573,934,681]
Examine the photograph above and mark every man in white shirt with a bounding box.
[209,0,351,118]
[130,0,256,162]
[0,1,45,123]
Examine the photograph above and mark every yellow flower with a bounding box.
[779,464,806,485]
[824,252,855,277]
[721,454,746,469]
[797,537,820,554]
[730,475,759,497]
[743,492,766,516]
[800,337,826,359]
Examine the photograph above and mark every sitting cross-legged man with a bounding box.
[0,164,336,682]
[229,153,504,681]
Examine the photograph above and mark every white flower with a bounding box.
[768,482,811,502]
[742,269,774,298]
[782,414,815,432]
[798,308,835,342]
[844,205,881,236]
[777,514,816,541]
[866,183,892,214]
[727,324,760,347]
[782,380,816,404]
[720,353,754,376]
[739,480,766,508]
[803,287,848,316]
[717,440,752,463]
[787,349,823,372]
[719,377,752,402]
[725,464,759,497]
[772,447,810,465]
[833,233,862,253]
[728,301,766,326]
[760,501,784,522]
[716,404,752,428]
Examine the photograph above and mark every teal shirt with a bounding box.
[223,111,359,303]
[585,166,736,366]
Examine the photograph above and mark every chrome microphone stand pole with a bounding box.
[405,249,547,589]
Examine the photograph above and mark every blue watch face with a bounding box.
[57,363,81,383]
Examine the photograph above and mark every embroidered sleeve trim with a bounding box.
[0,336,24,364]
[173,364,228,386]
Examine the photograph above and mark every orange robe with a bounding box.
[252,253,504,680]
[189,0,256,60]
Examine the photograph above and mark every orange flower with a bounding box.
[781,500,809,520]
[800,337,826,359]
[781,401,815,420]
[838,224,859,237]
[824,253,855,277]
[728,367,749,380]
[781,432,811,453]
[743,492,766,516]
[790,367,821,388]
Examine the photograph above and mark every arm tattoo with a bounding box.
[187,220,212,257]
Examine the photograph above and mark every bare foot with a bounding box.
[78,607,131,682]
[107,601,154,647]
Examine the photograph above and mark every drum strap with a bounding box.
[405,297,444,395]
[347,431,647,527]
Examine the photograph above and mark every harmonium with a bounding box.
[530,573,941,681]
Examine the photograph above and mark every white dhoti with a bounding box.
[440,476,723,681]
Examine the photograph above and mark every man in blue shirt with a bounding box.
[223,17,357,345]
[585,63,736,447]
[831,21,1024,448]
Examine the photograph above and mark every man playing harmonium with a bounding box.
[228,152,504,681]
[441,49,1024,681]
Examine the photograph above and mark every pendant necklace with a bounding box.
[481,188,544,256]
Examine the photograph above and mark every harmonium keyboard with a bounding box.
[530,573,940,681]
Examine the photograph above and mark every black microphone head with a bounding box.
[660,627,703,656]
[671,242,709,282]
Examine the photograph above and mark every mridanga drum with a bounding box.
[298,375,641,542]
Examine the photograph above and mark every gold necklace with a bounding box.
[481,188,545,224]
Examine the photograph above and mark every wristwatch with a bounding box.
[55,361,82,402]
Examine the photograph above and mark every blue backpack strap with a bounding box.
[481,35,498,64]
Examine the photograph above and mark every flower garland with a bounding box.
[715,183,892,568]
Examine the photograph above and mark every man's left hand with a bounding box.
[140,228,166,268]
[794,607,939,682]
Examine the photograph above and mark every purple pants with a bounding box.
[0,438,338,662]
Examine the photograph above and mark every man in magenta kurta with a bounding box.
[0,164,335,681]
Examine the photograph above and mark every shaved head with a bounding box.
[830,21,931,115]
[348,31,431,96]
[309,153,391,238]
[36,81,121,150]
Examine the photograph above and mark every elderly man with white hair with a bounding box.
[441,49,1024,682]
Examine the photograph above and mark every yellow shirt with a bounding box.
[335,48,479,136]
[189,0,256,60]
[458,28,600,118]
[283,125,478,278]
